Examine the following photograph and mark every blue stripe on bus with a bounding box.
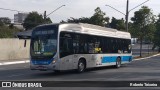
[102,56,132,63]
[122,56,132,61]
[31,59,53,65]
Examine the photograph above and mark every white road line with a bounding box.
[8,74,26,77]
[133,53,160,61]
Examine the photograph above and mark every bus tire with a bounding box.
[115,57,121,68]
[77,59,86,73]
[54,70,60,73]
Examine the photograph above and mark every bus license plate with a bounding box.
[36,66,47,70]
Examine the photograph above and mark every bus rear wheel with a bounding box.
[115,58,121,68]
[77,59,86,73]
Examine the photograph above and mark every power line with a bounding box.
[0,7,24,12]
[46,5,65,17]
[105,0,150,32]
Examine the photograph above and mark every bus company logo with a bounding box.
[2,82,11,87]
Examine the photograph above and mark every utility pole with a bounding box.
[105,0,149,32]
[44,11,47,23]
[43,5,65,23]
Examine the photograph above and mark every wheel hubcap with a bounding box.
[117,59,121,67]
[79,62,84,71]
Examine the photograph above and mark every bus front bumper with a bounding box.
[30,63,56,71]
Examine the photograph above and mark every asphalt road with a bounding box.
[0,54,160,90]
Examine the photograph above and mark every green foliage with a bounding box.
[90,7,109,26]
[23,12,52,30]
[9,24,14,29]
[0,25,21,38]
[0,17,11,25]
[131,6,156,39]
[45,18,52,24]
[0,20,3,26]
[65,17,91,23]
[153,14,160,51]
[110,17,125,31]
[63,7,109,27]
[131,6,156,56]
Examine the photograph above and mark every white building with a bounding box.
[14,13,28,24]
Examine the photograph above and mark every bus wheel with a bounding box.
[54,70,60,73]
[77,59,86,73]
[115,58,121,68]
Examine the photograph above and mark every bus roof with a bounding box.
[37,23,131,39]
[59,23,131,39]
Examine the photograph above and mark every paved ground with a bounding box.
[0,43,159,90]
[1,55,160,81]
[0,54,160,90]
[0,44,156,66]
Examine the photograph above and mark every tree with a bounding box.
[110,17,125,30]
[0,20,3,26]
[62,7,109,26]
[0,17,11,25]
[131,6,156,57]
[153,14,160,52]
[0,25,21,38]
[90,7,109,26]
[23,12,52,30]
[65,17,91,23]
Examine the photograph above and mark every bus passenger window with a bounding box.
[60,38,73,58]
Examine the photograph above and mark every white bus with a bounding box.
[30,23,132,73]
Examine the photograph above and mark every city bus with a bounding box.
[30,23,132,73]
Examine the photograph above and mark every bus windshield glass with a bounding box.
[30,25,58,59]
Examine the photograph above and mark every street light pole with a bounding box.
[126,0,129,32]
[44,11,47,21]
[105,0,149,32]
[44,5,65,23]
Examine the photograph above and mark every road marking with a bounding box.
[8,74,26,77]
[133,53,160,61]
[0,60,29,66]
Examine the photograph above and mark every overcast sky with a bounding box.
[0,0,159,23]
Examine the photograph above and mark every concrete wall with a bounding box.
[0,39,30,61]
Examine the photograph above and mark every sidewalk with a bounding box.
[133,53,160,61]
[0,59,29,66]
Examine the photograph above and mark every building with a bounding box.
[14,13,28,24]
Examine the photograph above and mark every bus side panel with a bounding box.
[95,54,132,67]
[72,54,97,69]
[58,54,98,70]
[59,55,74,70]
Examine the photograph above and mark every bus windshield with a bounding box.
[30,25,58,59]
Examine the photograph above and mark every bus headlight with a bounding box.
[52,60,56,64]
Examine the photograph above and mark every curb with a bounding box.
[0,60,29,66]
[133,53,160,61]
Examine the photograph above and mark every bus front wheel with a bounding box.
[115,58,121,68]
[77,59,86,73]
[54,70,60,73]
